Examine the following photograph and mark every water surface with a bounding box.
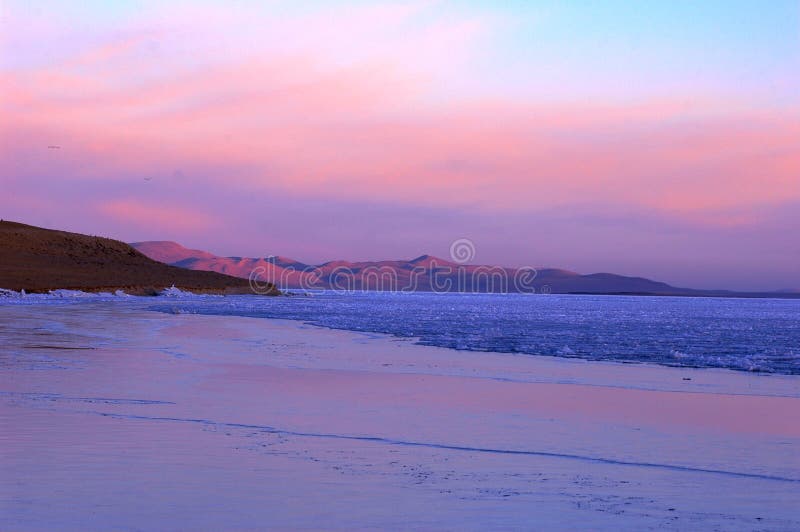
[146,292,800,374]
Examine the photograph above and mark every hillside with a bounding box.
[0,221,278,295]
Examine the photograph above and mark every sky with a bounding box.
[1,0,798,290]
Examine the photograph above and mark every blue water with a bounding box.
[147,292,800,375]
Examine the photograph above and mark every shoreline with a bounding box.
[4,293,800,388]
[184,314,800,398]
[9,288,800,377]
[240,315,800,384]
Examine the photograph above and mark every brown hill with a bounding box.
[0,221,278,295]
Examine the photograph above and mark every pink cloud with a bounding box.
[97,200,217,231]
[4,41,798,219]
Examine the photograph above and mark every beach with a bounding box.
[2,301,799,530]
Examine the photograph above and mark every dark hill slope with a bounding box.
[0,221,277,294]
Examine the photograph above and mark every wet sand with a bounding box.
[1,302,799,530]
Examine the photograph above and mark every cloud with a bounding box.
[96,199,217,231]
[5,47,797,223]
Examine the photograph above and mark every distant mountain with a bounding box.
[130,241,694,295]
[0,222,278,295]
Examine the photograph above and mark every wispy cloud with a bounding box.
[97,199,217,231]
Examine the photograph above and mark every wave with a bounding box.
[143,292,800,375]
[91,410,800,484]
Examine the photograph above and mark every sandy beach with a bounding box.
[2,301,799,530]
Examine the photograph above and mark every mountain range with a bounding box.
[132,240,760,296]
[0,221,792,297]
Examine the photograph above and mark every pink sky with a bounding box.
[1,1,798,290]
